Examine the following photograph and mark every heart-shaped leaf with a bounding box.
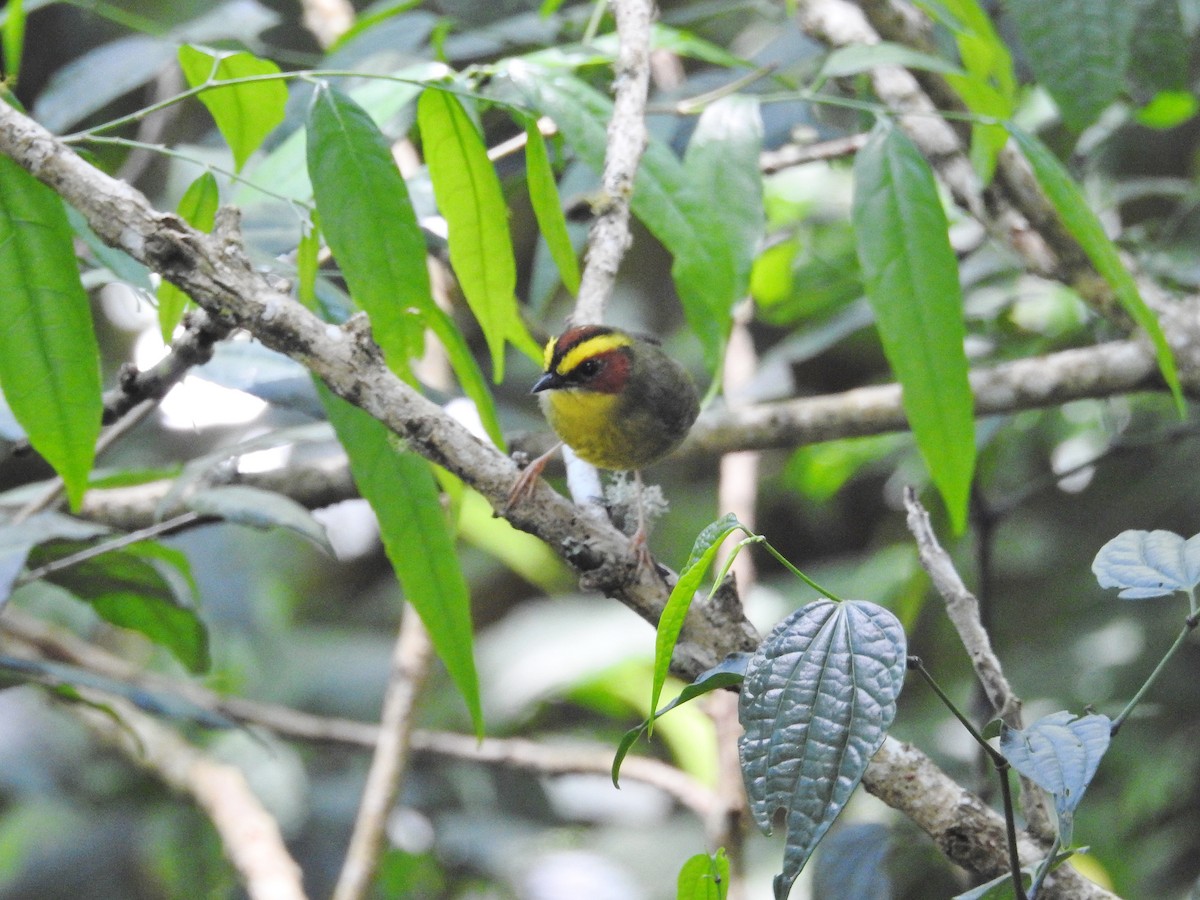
[1092,529,1200,599]
[739,599,907,899]
[676,848,729,900]
[1000,711,1111,844]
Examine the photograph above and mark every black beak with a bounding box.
[531,372,559,394]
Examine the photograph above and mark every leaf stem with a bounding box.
[1110,613,1199,735]
[997,764,1030,900]
[908,656,1004,766]
[1026,835,1061,900]
[757,538,844,602]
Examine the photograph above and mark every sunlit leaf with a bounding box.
[0,154,102,511]
[852,121,974,533]
[1000,711,1112,844]
[677,847,730,900]
[418,88,540,381]
[521,114,580,295]
[178,45,287,171]
[1008,125,1184,414]
[319,384,484,738]
[740,599,906,899]
[3,0,24,83]
[1091,529,1200,599]
[157,171,219,342]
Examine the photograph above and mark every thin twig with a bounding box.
[331,607,433,900]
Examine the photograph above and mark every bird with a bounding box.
[507,324,700,564]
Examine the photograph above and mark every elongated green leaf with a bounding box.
[306,83,428,377]
[157,171,219,342]
[32,540,208,673]
[319,383,483,738]
[1091,529,1200,599]
[677,848,730,900]
[0,512,108,608]
[178,45,287,171]
[740,599,906,899]
[418,89,539,381]
[0,155,102,511]
[1000,711,1112,844]
[507,67,756,372]
[0,654,235,728]
[1008,125,1184,414]
[3,0,24,83]
[650,513,745,729]
[852,122,975,532]
[422,302,506,449]
[613,653,749,786]
[819,42,965,78]
[186,484,334,555]
[521,115,581,295]
[1007,0,1134,132]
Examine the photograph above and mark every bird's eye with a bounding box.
[576,358,601,378]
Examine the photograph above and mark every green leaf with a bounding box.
[0,154,102,511]
[1091,529,1200,598]
[739,599,907,899]
[157,171,219,342]
[1008,125,1184,414]
[319,383,483,738]
[1000,711,1112,844]
[852,122,975,532]
[3,0,24,83]
[306,83,429,377]
[613,654,749,787]
[418,88,540,381]
[677,848,730,900]
[650,513,745,730]
[185,484,335,555]
[422,302,506,449]
[177,45,287,171]
[1129,0,1189,95]
[32,540,208,673]
[818,41,966,78]
[521,115,581,295]
[0,512,108,608]
[1007,0,1135,132]
[64,203,152,290]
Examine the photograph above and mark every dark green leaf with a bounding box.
[522,115,581,295]
[1091,529,1200,598]
[157,171,219,342]
[677,848,730,900]
[613,653,749,786]
[319,384,483,738]
[1000,711,1112,844]
[812,823,891,900]
[852,122,975,532]
[0,654,235,728]
[185,484,334,555]
[306,83,429,377]
[740,599,907,899]
[33,540,208,673]
[1008,125,1184,414]
[418,88,540,380]
[650,514,745,728]
[1129,0,1189,95]
[1007,0,1134,131]
[0,154,102,511]
[177,45,287,171]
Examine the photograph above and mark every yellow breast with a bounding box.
[541,390,638,470]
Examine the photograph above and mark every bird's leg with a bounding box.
[504,441,563,512]
[629,470,656,574]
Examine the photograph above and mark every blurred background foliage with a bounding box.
[1,0,1199,898]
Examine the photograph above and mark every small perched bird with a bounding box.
[508,324,700,561]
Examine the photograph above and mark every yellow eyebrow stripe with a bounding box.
[557,332,633,376]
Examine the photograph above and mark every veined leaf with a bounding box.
[1000,711,1112,844]
[1008,125,1184,414]
[0,154,102,511]
[157,171,219,342]
[319,383,483,738]
[178,45,287,171]
[418,88,540,381]
[1092,529,1200,599]
[306,83,429,377]
[1007,0,1134,132]
[521,114,581,295]
[852,122,975,533]
[739,599,906,899]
